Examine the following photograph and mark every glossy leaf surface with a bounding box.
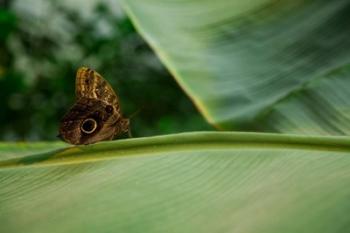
[1,132,350,233]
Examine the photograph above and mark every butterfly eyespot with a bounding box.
[81,118,97,134]
[105,105,113,113]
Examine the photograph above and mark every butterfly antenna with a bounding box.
[128,105,144,119]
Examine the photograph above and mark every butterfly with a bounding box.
[58,67,129,145]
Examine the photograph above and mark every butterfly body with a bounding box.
[59,67,129,145]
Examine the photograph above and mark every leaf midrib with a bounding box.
[0,132,350,170]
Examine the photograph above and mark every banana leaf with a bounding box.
[1,132,350,233]
[120,0,350,135]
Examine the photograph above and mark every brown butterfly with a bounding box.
[58,67,129,145]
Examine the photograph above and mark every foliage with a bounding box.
[1,1,350,232]
[1,132,350,233]
[121,0,350,135]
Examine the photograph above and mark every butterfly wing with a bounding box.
[59,98,122,145]
[58,67,129,145]
[76,67,120,109]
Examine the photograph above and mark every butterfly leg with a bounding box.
[127,128,133,138]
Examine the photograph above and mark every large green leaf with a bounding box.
[0,142,65,161]
[120,0,350,135]
[1,132,350,233]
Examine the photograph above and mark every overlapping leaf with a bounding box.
[120,0,350,134]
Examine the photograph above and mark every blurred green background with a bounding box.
[0,0,212,141]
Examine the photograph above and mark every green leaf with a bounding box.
[1,132,350,233]
[0,142,65,161]
[119,0,350,135]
